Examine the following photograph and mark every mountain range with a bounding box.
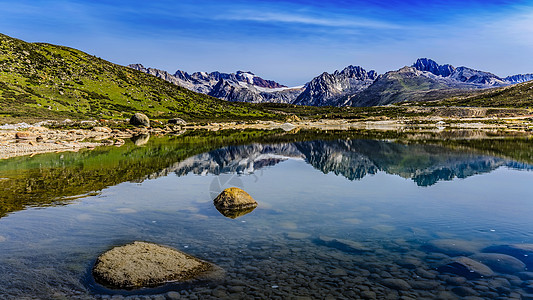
[130,58,533,107]
[128,64,303,104]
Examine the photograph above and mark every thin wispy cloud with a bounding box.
[216,11,404,30]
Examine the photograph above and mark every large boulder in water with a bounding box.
[92,241,214,288]
[470,253,526,274]
[130,113,150,127]
[438,256,494,279]
[213,187,258,218]
[482,244,533,269]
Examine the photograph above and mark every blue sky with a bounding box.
[1,0,533,85]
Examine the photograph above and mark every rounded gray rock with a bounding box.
[130,113,150,127]
[381,278,412,290]
[93,241,213,288]
[470,253,526,274]
[426,239,483,256]
[438,256,494,279]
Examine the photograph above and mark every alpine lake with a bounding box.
[1,128,533,300]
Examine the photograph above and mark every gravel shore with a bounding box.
[2,116,532,160]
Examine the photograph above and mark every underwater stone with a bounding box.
[425,239,483,256]
[381,278,412,290]
[438,256,494,279]
[317,235,371,253]
[470,253,526,274]
[483,244,533,269]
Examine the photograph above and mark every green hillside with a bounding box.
[427,80,533,108]
[345,67,473,107]
[0,33,274,121]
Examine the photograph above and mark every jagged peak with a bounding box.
[413,58,439,67]
[412,58,455,77]
[236,70,255,75]
[128,63,145,69]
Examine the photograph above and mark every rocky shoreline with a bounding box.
[1,115,532,160]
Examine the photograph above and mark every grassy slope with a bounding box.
[424,80,533,108]
[346,68,474,107]
[0,33,275,122]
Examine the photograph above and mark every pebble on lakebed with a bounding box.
[213,187,258,219]
[92,241,220,289]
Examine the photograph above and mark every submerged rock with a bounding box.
[286,232,311,240]
[213,187,258,219]
[130,113,150,127]
[483,244,533,269]
[438,256,494,279]
[470,253,526,274]
[92,241,214,289]
[316,235,371,253]
[425,239,483,256]
[381,278,412,290]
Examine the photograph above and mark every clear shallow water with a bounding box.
[1,132,533,299]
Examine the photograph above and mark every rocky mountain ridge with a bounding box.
[128,64,302,104]
[293,65,378,106]
[130,59,533,107]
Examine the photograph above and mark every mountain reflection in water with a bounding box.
[0,132,532,218]
[162,140,533,187]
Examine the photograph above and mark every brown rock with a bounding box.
[286,114,301,123]
[213,187,258,219]
[213,187,257,210]
[93,126,112,133]
[15,131,35,140]
[27,126,49,132]
[92,241,214,289]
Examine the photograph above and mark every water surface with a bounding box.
[1,130,533,299]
